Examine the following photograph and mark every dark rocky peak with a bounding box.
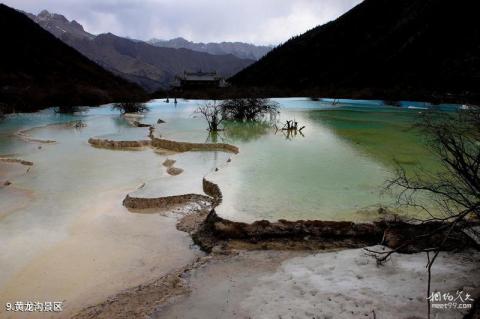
[37,9,53,19]
[70,20,84,31]
[30,9,94,40]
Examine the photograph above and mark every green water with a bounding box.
[0,99,446,226]
[307,108,441,171]
[0,98,459,311]
[207,103,444,222]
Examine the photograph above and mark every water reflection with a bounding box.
[222,121,273,143]
[303,107,441,171]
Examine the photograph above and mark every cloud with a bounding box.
[4,0,362,45]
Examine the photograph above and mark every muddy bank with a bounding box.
[88,138,151,149]
[189,210,477,253]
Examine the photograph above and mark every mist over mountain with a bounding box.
[0,4,145,112]
[231,0,480,102]
[148,37,272,60]
[28,10,255,92]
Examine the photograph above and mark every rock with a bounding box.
[383,228,403,248]
[162,159,176,167]
[167,167,184,176]
[132,121,151,128]
[157,119,166,124]
[4,180,11,186]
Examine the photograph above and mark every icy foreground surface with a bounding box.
[241,247,479,319]
[158,247,480,319]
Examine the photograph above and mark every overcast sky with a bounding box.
[4,0,362,45]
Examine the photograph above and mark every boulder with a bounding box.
[167,167,184,176]
[162,159,176,167]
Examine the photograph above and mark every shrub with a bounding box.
[112,101,149,114]
[220,98,279,121]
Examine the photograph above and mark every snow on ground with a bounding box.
[157,247,480,319]
[240,246,479,319]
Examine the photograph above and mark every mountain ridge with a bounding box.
[0,4,145,112]
[230,0,480,103]
[27,10,255,92]
[148,37,272,60]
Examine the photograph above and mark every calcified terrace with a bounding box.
[88,120,475,255]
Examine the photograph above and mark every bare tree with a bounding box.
[385,106,479,222]
[368,106,480,318]
[195,101,224,132]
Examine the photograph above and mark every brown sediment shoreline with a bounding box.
[189,209,477,253]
